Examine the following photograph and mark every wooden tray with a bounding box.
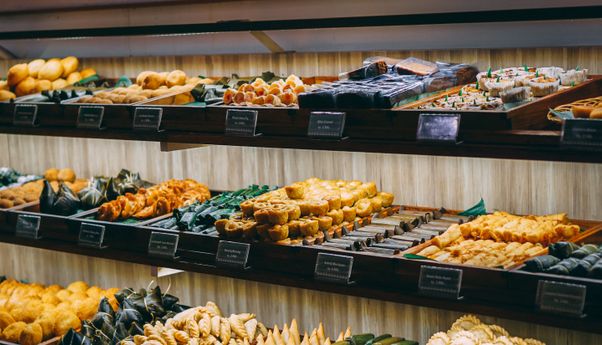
[547,95,602,124]
[399,77,602,130]
[0,336,60,345]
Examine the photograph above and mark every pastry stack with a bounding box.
[216,178,394,244]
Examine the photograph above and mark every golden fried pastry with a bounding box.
[166,70,187,87]
[2,321,27,342]
[53,310,81,334]
[8,64,29,87]
[38,59,63,81]
[36,79,53,92]
[57,168,76,183]
[0,90,16,101]
[0,311,15,329]
[66,71,82,85]
[19,322,43,345]
[52,78,69,90]
[27,59,45,78]
[60,56,79,78]
[15,77,37,97]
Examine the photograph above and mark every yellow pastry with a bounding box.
[60,56,79,78]
[27,59,45,78]
[38,59,64,81]
[80,68,97,79]
[15,77,37,97]
[7,63,29,86]
[67,71,82,85]
[52,78,69,90]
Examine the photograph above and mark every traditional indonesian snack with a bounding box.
[0,278,118,345]
[154,185,275,233]
[96,179,210,221]
[416,212,580,268]
[215,178,394,244]
[298,57,478,109]
[0,168,39,191]
[523,242,602,278]
[59,286,187,345]
[426,314,546,345]
[548,96,602,122]
[222,75,311,107]
[4,57,97,98]
[0,168,86,209]
[76,70,212,105]
[417,66,587,111]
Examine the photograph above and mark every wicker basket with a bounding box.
[547,96,602,124]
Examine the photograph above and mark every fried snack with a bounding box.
[0,90,16,101]
[224,75,311,107]
[27,59,45,78]
[58,168,76,183]
[2,321,27,342]
[80,68,97,79]
[19,322,43,345]
[52,78,69,90]
[8,64,29,87]
[38,59,64,82]
[60,56,79,78]
[36,79,53,92]
[97,179,210,221]
[15,77,37,97]
[166,70,187,87]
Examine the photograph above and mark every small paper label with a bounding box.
[133,107,162,130]
[77,106,105,129]
[561,119,602,147]
[78,223,106,248]
[419,265,462,299]
[314,252,353,284]
[536,280,586,317]
[416,113,461,142]
[216,240,251,269]
[13,104,38,126]
[148,232,179,258]
[225,109,259,136]
[15,214,41,239]
[308,112,346,139]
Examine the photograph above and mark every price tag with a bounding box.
[13,104,38,126]
[133,107,162,131]
[536,280,587,317]
[314,252,354,284]
[77,106,105,129]
[216,240,251,269]
[225,109,260,136]
[561,119,602,147]
[78,223,106,248]
[15,214,41,239]
[416,113,461,142]
[419,265,463,299]
[308,111,346,139]
[148,232,179,259]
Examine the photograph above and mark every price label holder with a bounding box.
[13,104,38,127]
[416,113,461,143]
[133,107,163,131]
[225,109,262,137]
[148,232,179,259]
[308,111,348,140]
[561,118,602,147]
[418,265,463,300]
[78,223,107,249]
[15,214,41,239]
[314,252,354,285]
[77,106,106,129]
[215,240,251,269]
[536,280,587,318]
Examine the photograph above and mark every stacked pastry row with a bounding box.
[0,279,118,345]
[222,75,311,107]
[416,212,580,268]
[1,57,96,101]
[215,178,394,244]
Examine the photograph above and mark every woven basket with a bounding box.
[547,96,602,124]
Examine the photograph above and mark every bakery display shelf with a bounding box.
[0,337,59,345]
[1,201,602,333]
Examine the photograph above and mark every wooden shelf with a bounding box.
[1,207,602,334]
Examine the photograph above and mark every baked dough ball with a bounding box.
[53,310,80,335]
[166,70,187,87]
[0,90,16,102]
[44,168,59,181]
[60,56,79,78]
[52,78,69,90]
[19,322,43,345]
[141,72,163,90]
[72,297,97,320]
[58,168,76,183]
[158,72,168,86]
[0,310,15,329]
[80,68,96,79]
[0,80,8,90]
[55,289,72,302]
[38,59,64,81]
[136,71,154,86]
[591,108,602,119]
[66,72,82,85]
[28,59,46,78]
[36,79,53,92]
[2,321,27,342]
[15,77,37,97]
[7,63,29,86]
[36,317,55,340]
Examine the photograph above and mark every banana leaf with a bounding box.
[59,329,91,345]
[79,180,108,210]
[51,183,81,216]
[110,322,129,344]
[144,286,166,318]
[115,298,144,329]
[458,198,487,216]
[128,322,144,337]
[39,180,57,213]
[162,293,179,310]
[97,297,115,317]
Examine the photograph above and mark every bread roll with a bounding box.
[0,90,16,101]
[572,105,594,118]
[80,68,96,79]
[7,63,29,86]
[15,77,37,97]
[38,59,64,81]
[166,70,187,87]
[60,56,79,78]
[0,80,8,90]
[27,59,45,78]
[158,71,169,86]
[141,72,162,89]
[52,78,68,90]
[136,71,153,85]
[66,71,82,85]
[590,108,602,119]
[36,79,53,92]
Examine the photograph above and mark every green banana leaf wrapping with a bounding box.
[39,180,57,213]
[49,183,81,216]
